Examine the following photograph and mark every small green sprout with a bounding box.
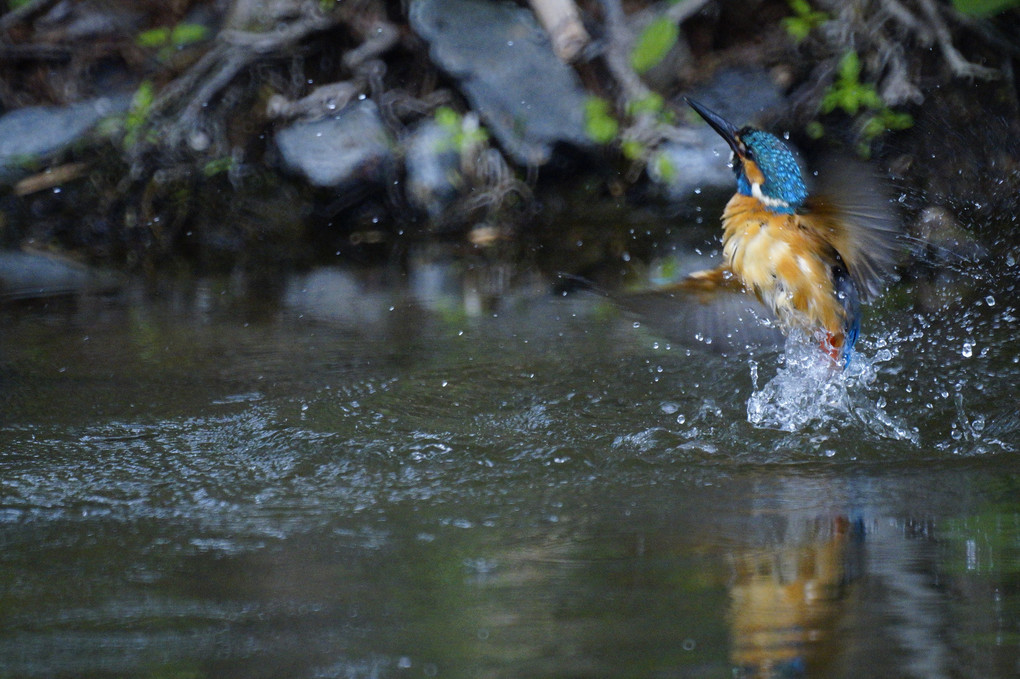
[782,0,829,42]
[816,51,914,156]
[136,22,210,61]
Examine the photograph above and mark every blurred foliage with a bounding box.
[650,150,677,183]
[584,97,619,145]
[433,106,488,152]
[782,0,829,41]
[951,0,1020,16]
[626,92,674,123]
[631,16,678,74]
[202,156,236,178]
[820,52,884,115]
[137,23,210,61]
[817,52,914,156]
[122,80,157,149]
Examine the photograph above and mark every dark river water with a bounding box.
[1,253,1017,678]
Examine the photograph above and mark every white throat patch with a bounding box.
[751,182,791,210]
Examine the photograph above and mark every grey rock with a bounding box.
[0,95,130,183]
[403,120,461,219]
[685,67,787,130]
[649,127,736,203]
[0,250,121,301]
[410,0,592,166]
[275,100,395,188]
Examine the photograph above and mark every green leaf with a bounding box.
[783,0,828,41]
[859,87,884,110]
[584,97,619,145]
[819,90,840,114]
[630,17,678,74]
[839,89,860,115]
[434,106,461,133]
[838,51,861,83]
[620,139,645,160]
[170,23,209,47]
[884,110,914,129]
[789,0,812,14]
[805,120,825,139]
[123,80,155,148]
[136,27,170,48]
[861,116,885,139]
[130,80,155,112]
[651,150,677,182]
[626,93,665,117]
[202,157,235,177]
[782,18,811,41]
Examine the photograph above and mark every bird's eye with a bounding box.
[743,145,755,162]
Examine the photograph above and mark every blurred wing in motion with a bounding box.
[804,158,903,300]
[618,266,784,353]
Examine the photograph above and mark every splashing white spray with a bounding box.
[746,331,918,442]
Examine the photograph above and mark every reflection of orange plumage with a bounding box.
[681,98,901,365]
[728,516,858,677]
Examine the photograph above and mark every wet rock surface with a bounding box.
[274,100,395,189]
[410,0,593,166]
[0,95,130,183]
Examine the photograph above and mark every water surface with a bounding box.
[1,261,1017,678]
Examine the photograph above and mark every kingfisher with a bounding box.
[673,97,901,366]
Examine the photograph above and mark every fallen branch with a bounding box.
[528,0,590,63]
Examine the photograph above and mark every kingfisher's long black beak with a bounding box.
[684,97,742,156]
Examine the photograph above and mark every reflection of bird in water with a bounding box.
[630,99,901,365]
[728,516,864,678]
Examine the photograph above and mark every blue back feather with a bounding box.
[832,265,861,365]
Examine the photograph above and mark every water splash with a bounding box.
[746,331,918,442]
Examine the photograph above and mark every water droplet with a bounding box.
[962,342,973,358]
[985,295,995,307]
[676,413,686,425]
